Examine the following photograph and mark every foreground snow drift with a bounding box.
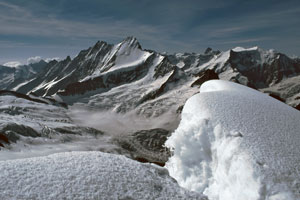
[166,80,300,200]
[0,151,206,200]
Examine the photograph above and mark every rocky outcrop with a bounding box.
[114,128,171,166]
[191,69,219,87]
[228,49,300,88]
[0,133,10,148]
[0,90,67,107]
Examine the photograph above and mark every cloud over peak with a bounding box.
[27,56,42,64]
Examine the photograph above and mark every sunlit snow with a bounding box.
[166,80,300,200]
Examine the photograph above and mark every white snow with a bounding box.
[110,40,151,73]
[165,80,300,200]
[195,51,230,74]
[0,151,205,200]
[232,46,258,52]
[176,61,185,68]
[27,56,42,64]
[45,57,60,62]
[3,61,22,68]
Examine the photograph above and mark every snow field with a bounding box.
[0,151,206,200]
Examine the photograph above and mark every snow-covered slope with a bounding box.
[0,151,206,200]
[165,80,300,200]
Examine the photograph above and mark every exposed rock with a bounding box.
[114,128,171,165]
[267,92,285,103]
[294,103,300,111]
[0,133,10,148]
[191,69,219,87]
[0,90,66,108]
[140,67,187,104]
[0,123,40,143]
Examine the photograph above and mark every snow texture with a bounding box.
[0,151,206,200]
[166,80,300,200]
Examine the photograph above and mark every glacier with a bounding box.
[165,80,300,200]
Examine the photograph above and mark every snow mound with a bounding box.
[165,80,300,200]
[0,151,206,200]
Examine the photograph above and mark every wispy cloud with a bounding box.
[0,2,167,42]
[45,57,61,62]
[215,37,274,45]
[27,56,42,64]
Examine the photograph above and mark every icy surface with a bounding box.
[0,151,206,200]
[166,80,300,200]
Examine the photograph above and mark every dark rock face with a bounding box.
[267,93,285,103]
[0,123,40,143]
[0,90,47,104]
[294,104,300,111]
[0,133,10,148]
[114,128,171,165]
[228,50,300,88]
[153,57,174,78]
[0,90,67,108]
[191,69,219,87]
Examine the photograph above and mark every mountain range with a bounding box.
[2,37,300,113]
[0,36,300,164]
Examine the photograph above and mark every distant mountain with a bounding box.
[2,37,300,117]
[0,60,55,91]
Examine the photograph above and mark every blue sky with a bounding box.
[0,0,300,64]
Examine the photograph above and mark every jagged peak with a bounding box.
[93,40,108,48]
[64,56,72,62]
[123,36,137,42]
[121,36,142,49]
[204,47,213,54]
[28,59,47,66]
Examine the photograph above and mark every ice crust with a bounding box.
[165,80,300,200]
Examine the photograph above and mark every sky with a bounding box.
[0,0,300,64]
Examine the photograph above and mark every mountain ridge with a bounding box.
[1,37,300,115]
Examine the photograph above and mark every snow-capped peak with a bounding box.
[121,36,142,49]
